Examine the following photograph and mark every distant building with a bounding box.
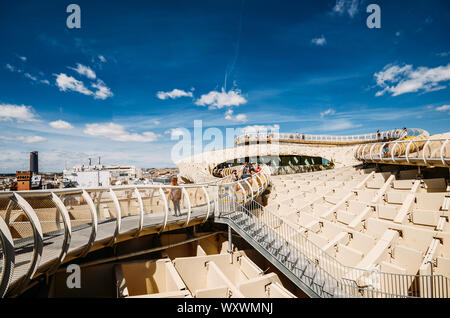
[30,151,39,175]
[16,171,31,191]
[63,170,111,188]
[63,162,141,188]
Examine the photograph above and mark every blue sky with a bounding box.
[0,0,449,172]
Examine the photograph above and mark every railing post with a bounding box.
[10,193,43,295]
[79,190,98,257]
[108,188,122,246]
[0,216,15,298]
[49,193,72,273]
[228,225,233,264]
[133,188,144,237]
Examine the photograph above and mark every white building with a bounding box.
[63,170,111,188]
[63,163,141,188]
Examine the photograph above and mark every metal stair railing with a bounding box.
[218,197,450,298]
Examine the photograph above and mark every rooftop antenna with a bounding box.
[98,156,101,165]
[88,158,92,166]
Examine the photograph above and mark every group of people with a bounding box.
[231,162,261,181]
[376,128,407,142]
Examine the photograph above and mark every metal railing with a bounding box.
[355,137,450,168]
[0,168,271,297]
[235,128,429,146]
[217,196,449,298]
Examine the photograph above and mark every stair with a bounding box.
[224,209,339,298]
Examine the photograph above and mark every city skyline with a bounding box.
[1,0,449,172]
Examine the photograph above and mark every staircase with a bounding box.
[216,203,346,298]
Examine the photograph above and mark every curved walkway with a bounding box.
[0,169,271,297]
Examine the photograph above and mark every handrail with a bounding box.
[355,137,450,168]
[235,128,429,146]
[0,165,271,297]
[221,199,450,298]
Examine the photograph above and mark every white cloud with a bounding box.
[437,52,450,57]
[157,89,193,100]
[84,123,159,142]
[224,109,248,123]
[91,80,113,100]
[320,108,336,118]
[153,120,160,125]
[55,73,93,96]
[55,74,113,100]
[436,105,450,112]
[0,135,46,144]
[98,55,107,63]
[0,104,38,122]
[49,120,74,129]
[374,63,450,96]
[24,73,37,81]
[6,64,17,72]
[6,64,49,85]
[318,119,362,131]
[311,35,327,46]
[195,88,247,109]
[395,31,401,37]
[242,124,280,134]
[18,56,27,62]
[165,128,189,139]
[333,0,360,18]
[69,63,96,79]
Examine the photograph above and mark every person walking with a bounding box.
[169,177,182,216]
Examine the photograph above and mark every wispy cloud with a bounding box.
[84,123,159,142]
[24,73,37,81]
[55,73,92,96]
[165,128,189,139]
[98,55,107,63]
[311,35,327,46]
[6,63,50,85]
[5,63,20,72]
[374,63,450,96]
[224,109,248,123]
[435,105,450,114]
[317,118,362,131]
[68,63,96,79]
[241,124,280,134]
[49,120,74,129]
[0,135,46,143]
[156,89,193,100]
[195,88,247,109]
[437,51,450,57]
[332,0,361,18]
[91,79,113,100]
[0,104,38,122]
[320,108,336,118]
[55,73,113,100]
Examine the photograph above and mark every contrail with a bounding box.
[224,0,245,91]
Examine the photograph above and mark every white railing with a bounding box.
[235,128,429,146]
[355,137,450,168]
[218,198,450,298]
[0,168,271,297]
